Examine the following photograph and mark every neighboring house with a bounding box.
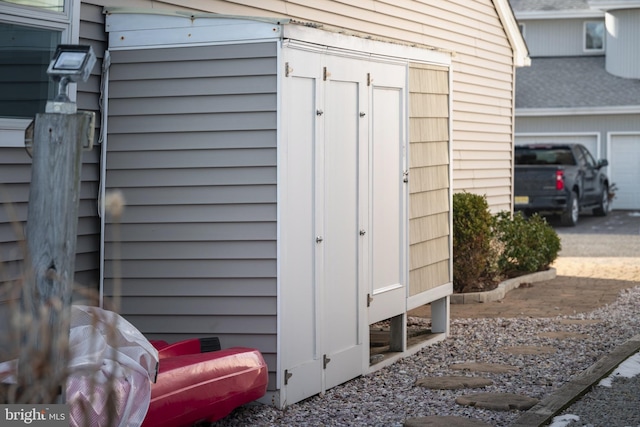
[0,0,528,408]
[511,0,640,210]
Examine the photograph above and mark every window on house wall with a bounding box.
[584,21,604,51]
[0,0,75,147]
[2,0,64,12]
[0,23,61,118]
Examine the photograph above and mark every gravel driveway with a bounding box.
[552,210,640,257]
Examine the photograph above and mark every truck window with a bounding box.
[578,145,597,168]
[515,147,576,166]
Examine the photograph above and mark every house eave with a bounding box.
[516,105,640,116]
[493,0,531,67]
[515,10,604,20]
[588,1,640,11]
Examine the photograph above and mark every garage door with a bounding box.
[610,135,640,210]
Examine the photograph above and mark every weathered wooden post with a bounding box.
[18,45,95,403]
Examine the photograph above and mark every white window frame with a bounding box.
[0,0,79,147]
[584,20,605,53]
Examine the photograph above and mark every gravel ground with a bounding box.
[215,286,640,427]
[551,362,640,427]
[215,214,640,427]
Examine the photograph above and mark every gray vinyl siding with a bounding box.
[0,2,104,295]
[78,2,107,136]
[520,18,604,57]
[0,0,117,357]
[0,145,99,354]
[605,9,640,79]
[104,42,278,387]
[0,148,32,291]
[72,1,105,295]
[0,148,100,291]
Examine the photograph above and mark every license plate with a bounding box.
[515,196,529,204]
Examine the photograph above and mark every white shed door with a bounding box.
[279,51,323,406]
[280,47,407,404]
[321,58,365,390]
[610,134,640,210]
[368,64,407,324]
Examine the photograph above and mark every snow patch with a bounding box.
[599,351,640,387]
[548,414,580,427]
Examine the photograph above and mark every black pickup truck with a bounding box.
[514,144,610,226]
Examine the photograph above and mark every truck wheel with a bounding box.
[561,191,579,226]
[593,186,610,216]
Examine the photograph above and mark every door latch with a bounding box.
[316,236,324,243]
[323,354,331,369]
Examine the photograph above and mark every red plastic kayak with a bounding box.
[142,338,268,427]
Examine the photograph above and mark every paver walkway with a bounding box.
[407,211,640,426]
[409,257,640,320]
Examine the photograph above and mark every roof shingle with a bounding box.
[515,56,640,109]
[509,0,592,12]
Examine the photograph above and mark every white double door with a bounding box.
[280,46,407,406]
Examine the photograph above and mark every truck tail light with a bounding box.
[556,170,565,190]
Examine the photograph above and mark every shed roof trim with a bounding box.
[104,9,450,65]
[104,7,295,25]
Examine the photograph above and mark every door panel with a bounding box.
[280,54,323,405]
[369,85,405,324]
[322,64,363,390]
[610,135,640,209]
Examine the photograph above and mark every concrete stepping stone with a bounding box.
[455,392,539,411]
[499,345,557,355]
[450,362,519,373]
[415,375,493,390]
[538,331,588,340]
[404,415,492,426]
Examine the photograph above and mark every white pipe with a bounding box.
[98,50,111,308]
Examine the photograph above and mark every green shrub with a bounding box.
[452,192,497,292]
[494,211,561,276]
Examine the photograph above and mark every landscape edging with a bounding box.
[450,268,557,304]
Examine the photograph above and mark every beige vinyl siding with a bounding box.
[408,64,451,296]
[121,0,516,210]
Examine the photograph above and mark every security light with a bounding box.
[46,44,96,105]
